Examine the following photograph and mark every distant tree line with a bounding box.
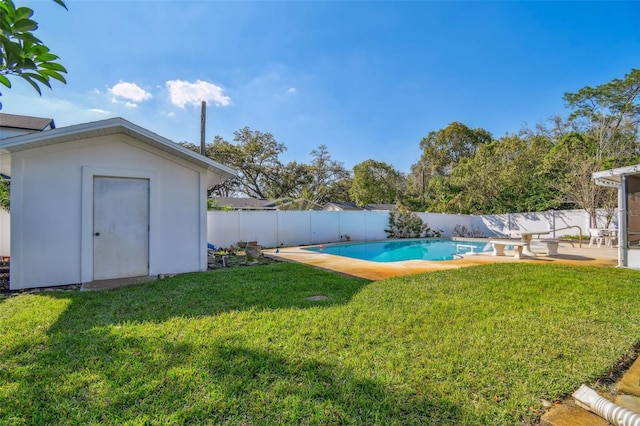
[185,68,639,224]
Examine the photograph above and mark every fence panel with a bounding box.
[275,211,313,247]
[208,208,613,248]
[363,212,390,241]
[310,211,340,244]
[419,213,472,236]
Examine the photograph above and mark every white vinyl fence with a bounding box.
[0,207,615,255]
[208,208,615,249]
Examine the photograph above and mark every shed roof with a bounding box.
[592,164,640,188]
[0,117,238,186]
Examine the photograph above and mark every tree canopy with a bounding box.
[349,159,404,206]
[0,0,68,108]
[176,68,638,221]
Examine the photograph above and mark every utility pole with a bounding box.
[200,101,206,156]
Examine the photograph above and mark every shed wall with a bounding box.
[10,135,205,289]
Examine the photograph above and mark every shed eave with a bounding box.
[592,164,640,188]
[0,117,238,183]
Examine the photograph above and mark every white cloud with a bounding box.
[166,79,231,108]
[108,81,152,105]
[88,108,110,114]
[288,87,296,93]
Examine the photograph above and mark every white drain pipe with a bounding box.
[572,384,640,426]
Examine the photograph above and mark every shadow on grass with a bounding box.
[4,331,468,423]
[1,263,472,424]
[40,263,371,324]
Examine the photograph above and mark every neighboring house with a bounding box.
[0,112,56,139]
[323,202,364,211]
[211,197,276,210]
[0,116,237,290]
[211,196,323,211]
[323,202,395,211]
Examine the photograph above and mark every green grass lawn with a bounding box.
[1,262,639,425]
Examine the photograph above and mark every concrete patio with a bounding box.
[265,240,619,281]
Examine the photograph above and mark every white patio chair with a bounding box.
[588,228,605,247]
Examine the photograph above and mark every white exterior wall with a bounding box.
[0,208,9,256]
[627,250,640,269]
[10,135,207,289]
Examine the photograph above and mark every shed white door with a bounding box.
[93,177,149,280]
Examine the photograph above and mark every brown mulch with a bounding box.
[207,252,279,269]
[0,260,8,292]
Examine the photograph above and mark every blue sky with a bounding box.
[2,1,639,173]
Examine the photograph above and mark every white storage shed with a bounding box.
[0,117,236,289]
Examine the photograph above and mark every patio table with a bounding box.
[506,229,552,256]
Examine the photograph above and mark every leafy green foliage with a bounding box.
[181,136,352,204]
[406,122,493,209]
[207,198,233,210]
[208,127,286,199]
[446,133,564,214]
[563,68,640,163]
[2,263,640,424]
[385,207,439,238]
[0,0,68,106]
[403,70,639,216]
[0,176,9,211]
[264,145,351,205]
[349,159,404,206]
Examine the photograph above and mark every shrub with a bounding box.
[385,208,441,238]
[451,224,484,238]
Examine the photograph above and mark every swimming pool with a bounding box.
[304,239,493,262]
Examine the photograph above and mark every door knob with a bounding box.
[94,232,100,236]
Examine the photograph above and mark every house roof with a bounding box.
[0,117,238,186]
[592,164,640,188]
[323,202,364,211]
[0,113,55,132]
[365,203,396,211]
[212,197,275,209]
[211,197,323,210]
[323,202,396,211]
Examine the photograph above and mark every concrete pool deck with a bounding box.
[264,240,619,280]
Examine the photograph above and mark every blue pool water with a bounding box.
[304,239,492,262]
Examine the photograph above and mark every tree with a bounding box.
[447,133,559,214]
[558,69,640,225]
[563,68,640,163]
[406,122,492,210]
[182,138,351,203]
[261,145,352,203]
[416,122,493,178]
[542,132,617,227]
[0,0,68,107]
[349,159,404,206]
[385,208,429,238]
[292,145,352,204]
[206,128,286,198]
